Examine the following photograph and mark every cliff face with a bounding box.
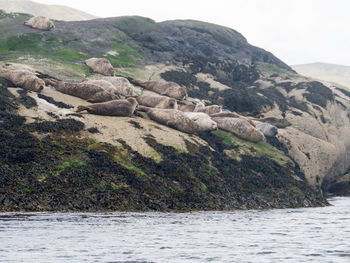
[1,11,348,211]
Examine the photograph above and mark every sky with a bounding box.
[33,0,350,66]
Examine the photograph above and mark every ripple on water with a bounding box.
[0,197,349,263]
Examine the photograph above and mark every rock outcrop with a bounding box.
[0,12,340,211]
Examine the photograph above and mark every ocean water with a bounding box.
[0,197,349,263]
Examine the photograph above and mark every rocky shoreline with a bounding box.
[0,78,328,212]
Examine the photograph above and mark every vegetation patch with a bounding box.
[37,94,73,109]
[16,89,37,109]
[212,130,291,166]
[26,119,85,133]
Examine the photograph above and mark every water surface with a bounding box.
[1,197,349,262]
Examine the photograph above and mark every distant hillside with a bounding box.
[292,62,350,88]
[0,0,96,21]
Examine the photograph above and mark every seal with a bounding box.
[254,117,291,128]
[182,112,218,131]
[0,69,44,92]
[85,58,115,76]
[85,79,121,97]
[178,101,205,112]
[178,104,196,112]
[136,93,178,109]
[102,76,134,96]
[132,79,187,100]
[256,123,278,137]
[194,104,222,115]
[138,106,216,133]
[24,16,54,30]
[76,97,138,116]
[49,80,119,102]
[212,117,265,142]
[210,112,256,127]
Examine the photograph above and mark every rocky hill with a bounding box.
[0,0,96,21]
[293,62,350,88]
[1,11,349,211]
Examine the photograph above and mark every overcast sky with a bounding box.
[33,0,350,66]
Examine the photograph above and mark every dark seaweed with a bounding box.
[38,94,73,109]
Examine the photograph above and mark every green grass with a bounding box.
[51,49,87,61]
[37,174,46,182]
[101,41,143,68]
[56,159,88,170]
[169,186,178,193]
[175,148,186,154]
[18,181,32,193]
[98,182,106,190]
[113,149,147,176]
[260,64,284,73]
[212,130,291,166]
[199,184,207,193]
[111,184,122,190]
[123,164,146,176]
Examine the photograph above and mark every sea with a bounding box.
[0,197,349,263]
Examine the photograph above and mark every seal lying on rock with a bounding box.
[178,103,196,112]
[50,80,119,102]
[102,76,134,96]
[85,58,115,76]
[132,80,187,100]
[256,123,278,137]
[182,112,218,131]
[85,79,121,97]
[76,97,138,116]
[0,69,44,92]
[136,93,178,109]
[211,112,256,127]
[138,106,217,133]
[178,101,205,112]
[194,104,222,115]
[212,117,265,142]
[254,117,291,128]
[24,16,54,30]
